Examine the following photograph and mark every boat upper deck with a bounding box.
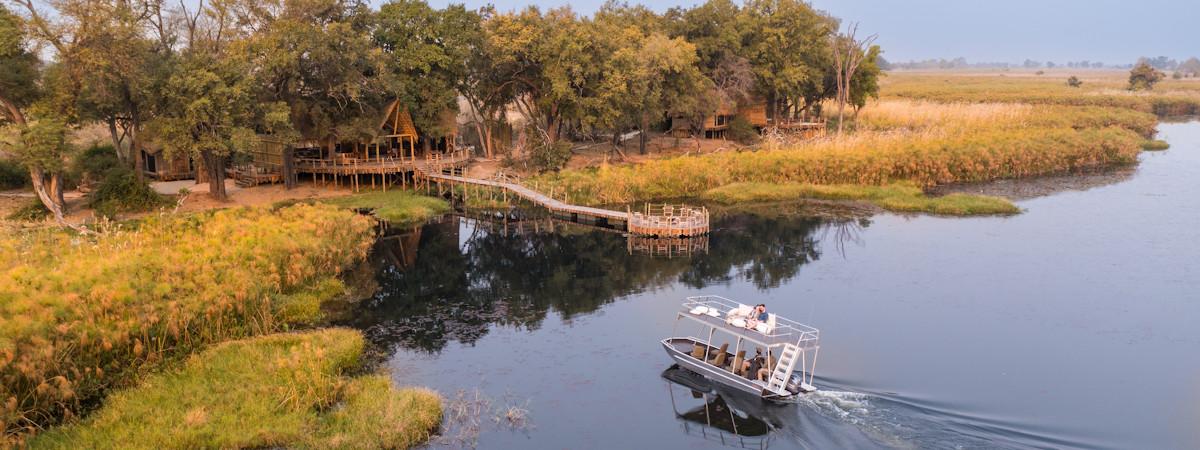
[677,296,819,348]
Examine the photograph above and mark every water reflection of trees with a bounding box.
[341,213,864,353]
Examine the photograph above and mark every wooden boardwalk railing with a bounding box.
[415,167,709,237]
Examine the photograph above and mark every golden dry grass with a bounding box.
[0,204,376,444]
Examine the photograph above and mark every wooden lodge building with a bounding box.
[143,99,471,190]
[672,97,826,140]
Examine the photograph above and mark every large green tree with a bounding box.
[739,0,837,121]
[231,0,381,148]
[145,53,256,201]
[374,0,472,151]
[487,7,599,146]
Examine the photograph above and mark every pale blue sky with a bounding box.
[422,0,1197,65]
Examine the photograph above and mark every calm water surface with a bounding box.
[341,121,1200,449]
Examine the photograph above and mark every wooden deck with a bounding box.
[294,148,709,237]
[416,168,709,237]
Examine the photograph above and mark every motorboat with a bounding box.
[662,295,820,402]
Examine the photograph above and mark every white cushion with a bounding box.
[754,322,769,333]
[736,305,753,317]
[706,309,720,317]
[729,318,747,328]
[689,306,708,315]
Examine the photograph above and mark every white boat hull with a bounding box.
[661,337,804,402]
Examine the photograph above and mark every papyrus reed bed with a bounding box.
[539,101,1148,205]
[0,204,375,444]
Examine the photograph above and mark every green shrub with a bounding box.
[71,145,122,187]
[727,115,758,144]
[0,158,28,189]
[1142,139,1170,150]
[529,136,572,173]
[88,167,171,218]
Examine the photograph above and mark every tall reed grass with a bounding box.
[0,204,375,444]
[29,329,442,449]
[533,93,1153,206]
[540,125,1143,205]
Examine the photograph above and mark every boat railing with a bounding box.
[682,295,820,346]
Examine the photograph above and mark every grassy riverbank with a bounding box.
[703,182,1019,216]
[537,111,1143,206]
[321,190,450,224]
[29,329,441,450]
[531,72,1184,214]
[0,204,441,447]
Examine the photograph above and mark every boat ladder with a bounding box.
[766,343,801,395]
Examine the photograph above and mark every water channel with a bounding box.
[338,120,1200,449]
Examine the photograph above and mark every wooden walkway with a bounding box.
[414,166,709,237]
[293,148,709,236]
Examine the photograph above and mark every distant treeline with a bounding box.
[883,56,1200,72]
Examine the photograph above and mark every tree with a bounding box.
[232,0,381,148]
[0,4,73,224]
[0,4,37,127]
[486,7,596,146]
[738,0,836,122]
[1067,76,1083,88]
[0,118,74,222]
[456,7,513,159]
[848,44,882,116]
[69,0,172,181]
[1179,57,1200,76]
[375,0,472,151]
[619,34,709,154]
[829,23,876,135]
[1128,61,1165,91]
[592,4,709,155]
[146,53,256,201]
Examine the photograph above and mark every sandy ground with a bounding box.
[168,180,354,215]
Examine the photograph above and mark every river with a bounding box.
[338,120,1200,449]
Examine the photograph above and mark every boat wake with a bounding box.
[784,385,1105,450]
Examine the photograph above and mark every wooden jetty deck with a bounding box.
[415,168,709,237]
[294,148,709,237]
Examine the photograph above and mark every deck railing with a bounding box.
[628,204,710,237]
[681,295,819,346]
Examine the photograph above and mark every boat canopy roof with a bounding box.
[677,295,819,349]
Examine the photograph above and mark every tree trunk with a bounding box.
[28,167,67,223]
[472,121,489,158]
[639,114,649,155]
[545,114,560,144]
[201,150,227,201]
[131,121,145,182]
[107,118,129,164]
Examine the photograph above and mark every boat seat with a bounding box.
[708,343,729,366]
[691,343,707,359]
[730,350,746,375]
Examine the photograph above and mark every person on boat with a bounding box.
[743,349,765,380]
[744,304,768,329]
